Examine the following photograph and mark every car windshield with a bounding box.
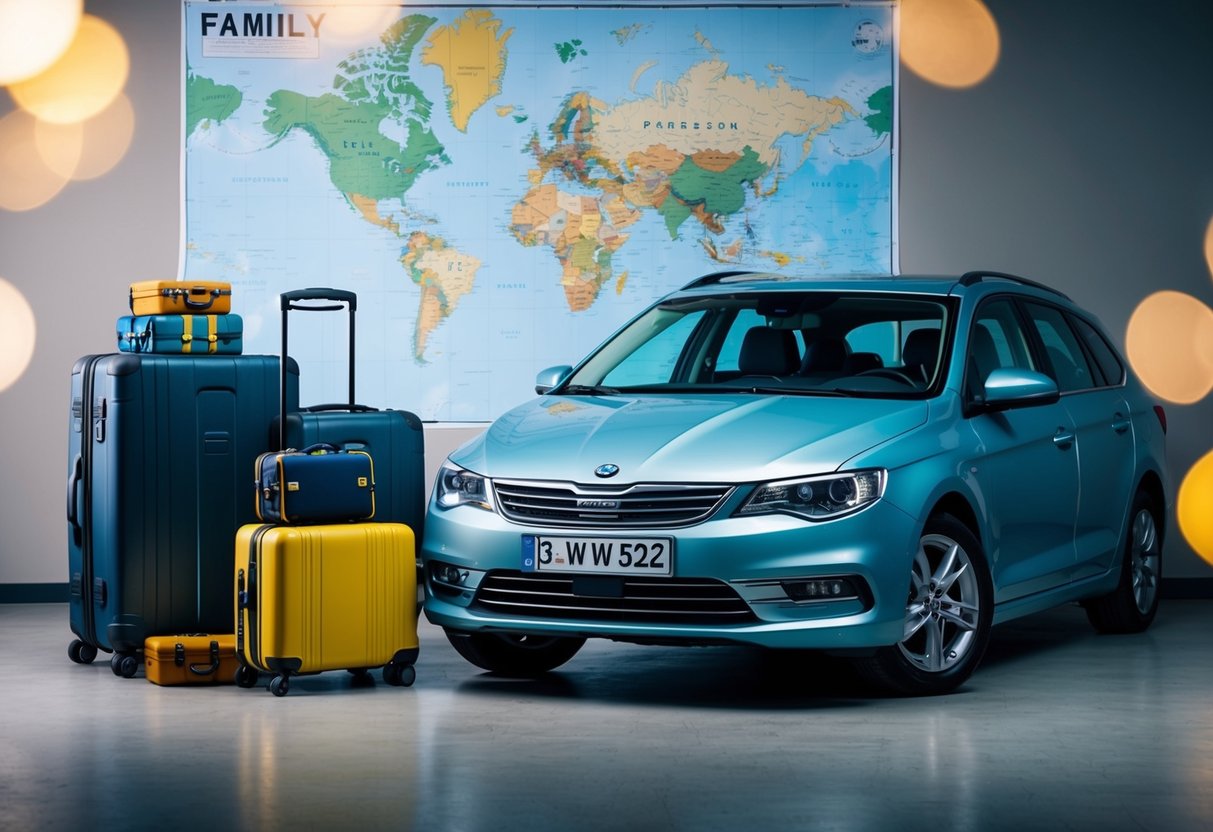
[558,291,951,398]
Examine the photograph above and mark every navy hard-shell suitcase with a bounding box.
[254,443,376,524]
[277,289,426,537]
[66,353,298,675]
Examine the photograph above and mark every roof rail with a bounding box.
[679,270,758,291]
[958,270,1071,301]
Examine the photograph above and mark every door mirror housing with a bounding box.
[535,365,573,394]
[980,368,1060,411]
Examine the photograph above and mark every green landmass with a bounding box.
[657,197,694,238]
[555,39,588,63]
[263,91,446,200]
[864,85,892,136]
[512,114,529,124]
[186,74,242,137]
[667,148,769,222]
[262,14,448,202]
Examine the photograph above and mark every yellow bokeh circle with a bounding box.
[0,0,82,85]
[0,109,72,212]
[35,93,136,181]
[1125,291,1213,404]
[900,0,1001,89]
[8,14,130,125]
[1178,450,1213,568]
[0,278,38,393]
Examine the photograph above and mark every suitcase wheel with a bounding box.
[383,662,416,688]
[347,668,374,688]
[68,639,98,665]
[110,653,139,679]
[235,665,259,688]
[268,675,290,697]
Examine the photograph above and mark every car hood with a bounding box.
[450,394,928,483]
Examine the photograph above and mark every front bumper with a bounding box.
[422,498,918,650]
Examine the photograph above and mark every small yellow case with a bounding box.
[129,280,232,316]
[144,633,239,686]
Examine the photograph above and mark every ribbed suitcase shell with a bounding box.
[144,634,239,686]
[67,354,298,665]
[117,314,243,355]
[235,523,418,682]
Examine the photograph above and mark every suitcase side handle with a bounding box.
[186,640,221,677]
[66,454,83,539]
[181,287,227,310]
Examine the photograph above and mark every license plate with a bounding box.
[521,535,673,576]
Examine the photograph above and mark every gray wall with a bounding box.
[2,0,1211,586]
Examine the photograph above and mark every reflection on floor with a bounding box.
[2,601,1211,831]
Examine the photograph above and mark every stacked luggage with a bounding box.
[67,283,421,696]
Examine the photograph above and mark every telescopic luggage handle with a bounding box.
[279,287,359,450]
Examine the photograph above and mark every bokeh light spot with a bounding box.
[900,0,1001,89]
[7,14,130,125]
[0,278,37,393]
[1178,450,1213,569]
[1126,291,1213,404]
[0,0,82,85]
[0,110,71,211]
[36,93,135,181]
[1204,215,1213,282]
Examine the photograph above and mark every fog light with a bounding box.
[432,562,470,587]
[782,577,863,603]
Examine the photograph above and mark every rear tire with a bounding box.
[444,630,584,676]
[1083,491,1161,634]
[852,513,993,696]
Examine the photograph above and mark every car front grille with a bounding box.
[471,571,757,625]
[492,480,734,528]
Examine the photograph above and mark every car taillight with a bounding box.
[1153,404,1167,434]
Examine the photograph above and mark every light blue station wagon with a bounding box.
[422,271,1168,695]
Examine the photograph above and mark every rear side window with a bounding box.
[1022,303,1097,393]
[1070,315,1125,386]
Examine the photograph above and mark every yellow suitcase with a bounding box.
[144,634,239,686]
[234,522,418,696]
[129,280,232,316]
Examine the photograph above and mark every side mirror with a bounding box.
[535,365,573,395]
[981,368,1060,411]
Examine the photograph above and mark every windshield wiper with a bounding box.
[558,384,622,396]
[718,386,848,397]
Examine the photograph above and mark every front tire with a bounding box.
[1083,491,1161,634]
[853,513,994,696]
[444,630,585,677]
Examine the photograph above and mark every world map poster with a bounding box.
[182,1,897,420]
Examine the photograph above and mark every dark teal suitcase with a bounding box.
[66,353,298,675]
[277,289,426,537]
[116,313,243,355]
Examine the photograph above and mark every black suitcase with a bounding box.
[66,353,298,676]
[276,289,426,537]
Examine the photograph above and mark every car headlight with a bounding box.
[737,469,885,521]
[434,462,494,511]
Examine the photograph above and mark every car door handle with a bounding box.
[1053,428,1075,450]
[1111,413,1131,434]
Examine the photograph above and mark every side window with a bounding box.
[968,300,1036,393]
[601,310,706,386]
[1070,315,1124,386]
[1023,303,1097,393]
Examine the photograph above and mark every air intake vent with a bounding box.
[472,571,756,625]
[493,480,733,528]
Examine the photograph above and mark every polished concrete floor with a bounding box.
[1,601,1211,831]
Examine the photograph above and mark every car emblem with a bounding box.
[594,463,620,478]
